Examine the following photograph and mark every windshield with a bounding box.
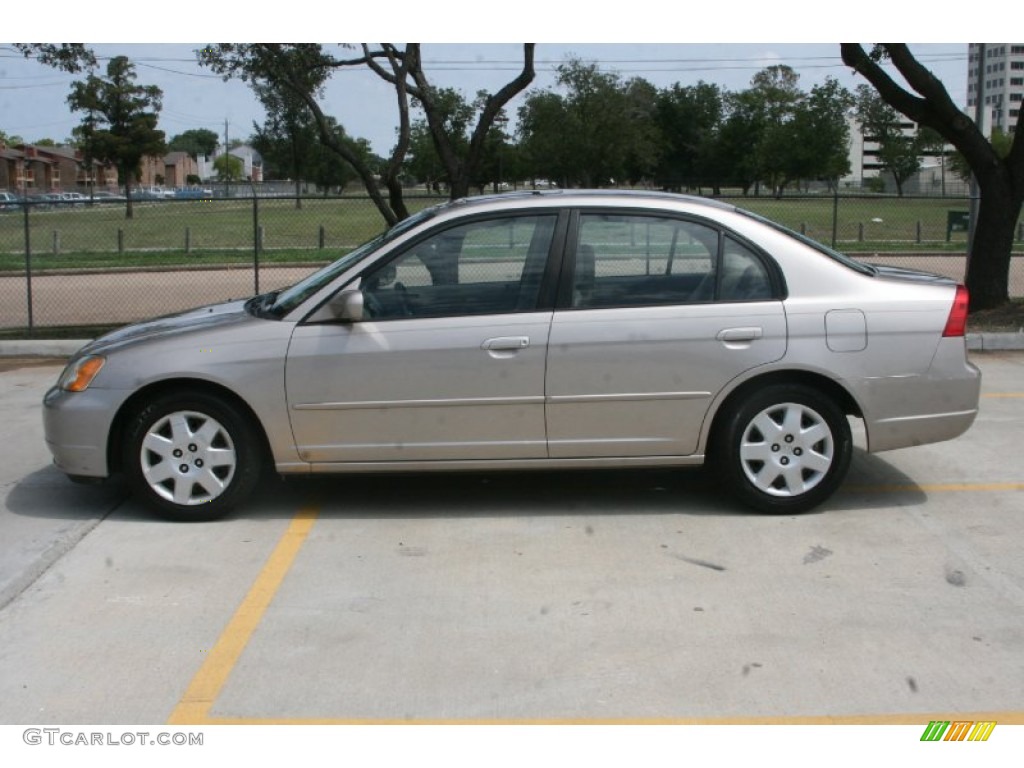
[736,208,876,276]
[265,206,442,317]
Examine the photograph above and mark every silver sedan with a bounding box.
[43,191,981,520]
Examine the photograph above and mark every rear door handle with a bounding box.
[716,327,763,343]
[482,336,530,351]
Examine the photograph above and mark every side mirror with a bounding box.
[331,290,364,322]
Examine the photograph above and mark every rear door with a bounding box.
[544,210,788,458]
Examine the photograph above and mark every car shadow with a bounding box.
[5,447,928,524]
[4,464,128,521]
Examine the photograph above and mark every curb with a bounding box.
[2,334,1024,358]
[0,339,91,358]
[966,331,1024,351]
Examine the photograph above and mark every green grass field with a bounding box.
[0,193,1020,274]
[0,196,441,272]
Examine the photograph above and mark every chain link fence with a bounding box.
[1,192,1022,334]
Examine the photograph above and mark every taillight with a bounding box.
[942,284,969,337]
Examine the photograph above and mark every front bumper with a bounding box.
[43,385,131,479]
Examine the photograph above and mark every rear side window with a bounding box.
[570,213,777,309]
[572,214,720,308]
[719,237,773,301]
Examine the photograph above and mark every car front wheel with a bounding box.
[124,392,262,521]
[714,384,852,514]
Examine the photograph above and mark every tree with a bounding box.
[654,82,723,192]
[13,44,96,72]
[404,88,511,194]
[198,44,536,225]
[715,89,768,194]
[250,81,319,206]
[621,77,661,186]
[841,43,1024,311]
[212,153,243,182]
[404,119,447,190]
[302,119,374,195]
[517,89,572,186]
[66,56,166,218]
[949,128,1014,183]
[517,59,659,188]
[853,85,921,196]
[168,129,219,160]
[404,87,473,189]
[786,78,854,190]
[749,66,803,197]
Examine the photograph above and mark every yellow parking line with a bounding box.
[183,711,1024,726]
[982,393,1024,398]
[167,506,319,725]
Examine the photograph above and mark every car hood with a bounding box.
[78,299,254,356]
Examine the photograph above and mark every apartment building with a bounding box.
[0,142,119,194]
[967,43,1024,134]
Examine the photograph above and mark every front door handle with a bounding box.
[482,336,530,351]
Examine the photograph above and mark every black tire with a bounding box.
[713,384,852,514]
[123,391,263,521]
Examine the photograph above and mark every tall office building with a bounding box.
[966,43,1024,134]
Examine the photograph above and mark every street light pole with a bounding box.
[967,43,985,268]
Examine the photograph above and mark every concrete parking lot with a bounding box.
[0,353,1022,725]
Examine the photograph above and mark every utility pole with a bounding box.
[967,43,985,265]
[223,119,231,199]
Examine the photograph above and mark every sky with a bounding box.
[0,4,987,157]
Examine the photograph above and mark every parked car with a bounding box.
[18,192,63,209]
[43,191,980,521]
[89,190,126,203]
[0,191,23,211]
[174,187,214,200]
[130,188,158,201]
[59,192,89,206]
[130,186,174,201]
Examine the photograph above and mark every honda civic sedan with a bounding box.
[43,191,981,520]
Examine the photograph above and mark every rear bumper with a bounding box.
[859,338,981,453]
[867,406,979,453]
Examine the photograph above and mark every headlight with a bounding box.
[58,355,106,392]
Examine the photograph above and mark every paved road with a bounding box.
[0,354,1022,727]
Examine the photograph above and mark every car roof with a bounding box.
[442,189,738,214]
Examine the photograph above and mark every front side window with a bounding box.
[360,214,557,320]
[271,205,442,317]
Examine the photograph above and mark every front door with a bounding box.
[285,213,559,464]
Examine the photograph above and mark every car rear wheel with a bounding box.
[714,384,852,514]
[124,392,262,521]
